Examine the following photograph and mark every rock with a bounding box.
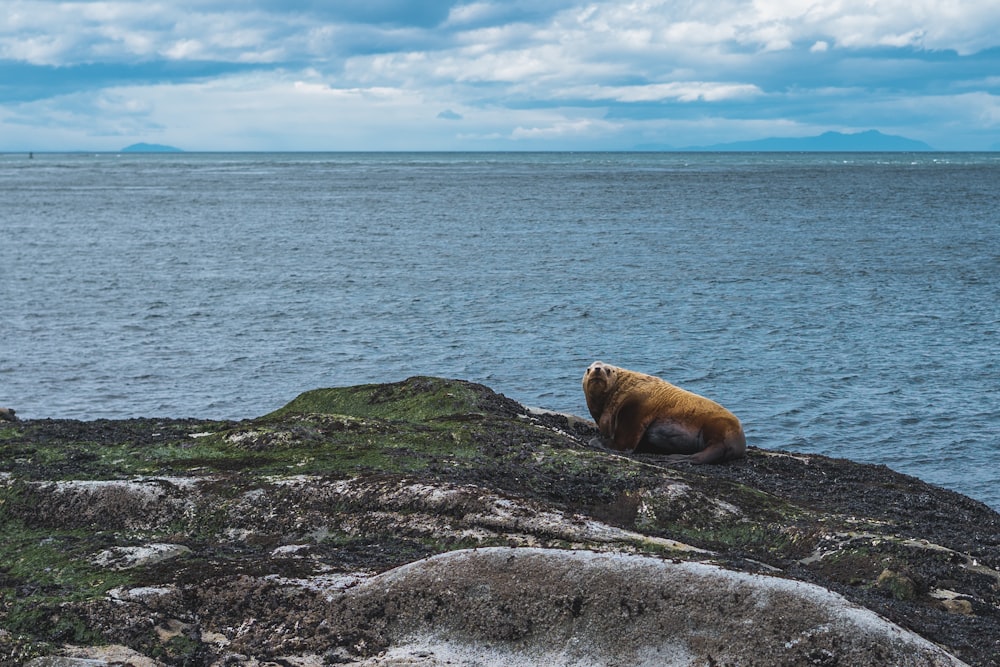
[326,547,967,666]
[941,599,975,615]
[24,659,108,667]
[92,543,191,570]
[877,568,919,601]
[1,377,998,665]
[25,644,164,666]
[0,407,17,422]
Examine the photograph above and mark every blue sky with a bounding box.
[2,0,999,151]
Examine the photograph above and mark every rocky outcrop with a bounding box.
[293,547,968,666]
[1,377,998,665]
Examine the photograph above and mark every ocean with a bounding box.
[1,152,998,509]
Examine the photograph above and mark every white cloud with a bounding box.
[0,34,68,65]
[564,0,1000,56]
[93,25,156,58]
[1,0,1000,150]
[4,0,1000,70]
[565,81,762,103]
[446,47,566,82]
[162,38,203,60]
[445,2,499,27]
[510,115,619,140]
[0,1,308,64]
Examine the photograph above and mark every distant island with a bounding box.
[639,130,934,152]
[120,143,183,153]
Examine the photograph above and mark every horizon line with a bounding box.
[10,148,1000,154]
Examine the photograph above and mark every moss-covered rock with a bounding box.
[264,376,488,422]
[1,377,998,665]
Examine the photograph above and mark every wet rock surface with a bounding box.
[1,377,998,665]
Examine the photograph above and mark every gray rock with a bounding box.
[329,547,969,666]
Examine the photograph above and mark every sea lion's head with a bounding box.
[582,361,617,420]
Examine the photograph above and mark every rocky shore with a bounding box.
[1,377,998,666]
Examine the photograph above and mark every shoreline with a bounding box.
[2,378,998,665]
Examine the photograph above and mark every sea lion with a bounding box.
[582,361,745,464]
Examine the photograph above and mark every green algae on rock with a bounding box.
[264,376,489,422]
[1,377,998,665]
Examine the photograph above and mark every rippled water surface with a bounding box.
[2,152,998,508]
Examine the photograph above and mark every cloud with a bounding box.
[6,1,1000,68]
[510,114,619,140]
[564,82,763,103]
[437,109,463,120]
[256,1,457,28]
[1,0,999,149]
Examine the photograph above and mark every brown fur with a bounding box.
[582,361,746,464]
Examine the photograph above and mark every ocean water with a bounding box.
[1,152,998,509]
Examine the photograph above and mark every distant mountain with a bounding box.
[683,130,933,152]
[121,143,183,153]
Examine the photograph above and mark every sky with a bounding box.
[2,0,1000,151]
